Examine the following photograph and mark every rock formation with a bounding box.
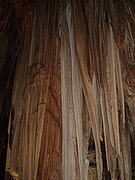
[0,0,135,179]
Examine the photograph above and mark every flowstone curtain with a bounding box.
[10,1,62,179]
[3,0,135,179]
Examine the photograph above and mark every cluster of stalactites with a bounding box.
[61,0,135,179]
[3,0,135,179]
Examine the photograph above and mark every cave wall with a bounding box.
[10,1,62,179]
[0,0,135,180]
[0,1,21,178]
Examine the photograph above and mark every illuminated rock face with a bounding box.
[0,0,135,179]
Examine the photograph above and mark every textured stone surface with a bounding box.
[0,0,135,179]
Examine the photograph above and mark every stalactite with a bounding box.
[0,0,135,179]
[60,3,88,179]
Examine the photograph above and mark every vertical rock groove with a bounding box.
[0,0,135,179]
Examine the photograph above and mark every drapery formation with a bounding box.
[10,1,62,179]
[62,1,135,179]
[0,0,135,179]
